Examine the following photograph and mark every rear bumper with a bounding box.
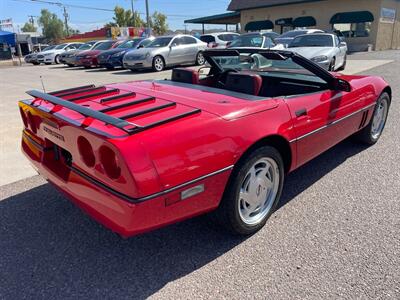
[21,130,231,237]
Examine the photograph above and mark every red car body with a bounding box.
[75,41,120,68]
[18,49,391,237]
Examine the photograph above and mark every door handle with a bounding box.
[295,108,307,117]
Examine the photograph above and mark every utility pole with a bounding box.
[130,0,135,27]
[145,0,150,35]
[63,6,69,36]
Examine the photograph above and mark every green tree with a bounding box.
[151,11,168,35]
[21,22,37,32]
[38,9,64,42]
[66,28,80,36]
[109,6,144,27]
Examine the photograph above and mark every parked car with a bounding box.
[60,41,97,66]
[24,45,56,65]
[75,40,117,68]
[123,35,207,72]
[228,32,280,49]
[97,37,154,70]
[36,42,84,65]
[19,48,391,237]
[200,32,239,48]
[275,29,324,47]
[287,33,348,71]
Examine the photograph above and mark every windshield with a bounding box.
[117,39,142,48]
[78,43,92,50]
[289,35,333,47]
[54,43,67,49]
[279,31,307,38]
[209,52,323,81]
[93,41,115,50]
[229,35,274,48]
[146,37,172,48]
[42,45,55,51]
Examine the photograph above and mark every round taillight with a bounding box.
[77,136,95,167]
[26,111,37,133]
[99,145,121,179]
[19,107,28,128]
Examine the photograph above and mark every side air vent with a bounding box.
[359,110,369,129]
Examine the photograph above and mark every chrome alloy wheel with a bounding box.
[371,98,389,139]
[197,52,205,65]
[238,157,280,225]
[154,56,164,71]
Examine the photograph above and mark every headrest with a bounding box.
[171,68,199,84]
[224,72,262,95]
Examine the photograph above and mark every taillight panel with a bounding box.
[99,145,121,180]
[77,136,96,168]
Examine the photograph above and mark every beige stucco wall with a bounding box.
[239,0,399,50]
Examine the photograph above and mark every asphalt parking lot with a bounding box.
[1,50,399,299]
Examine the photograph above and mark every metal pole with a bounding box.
[145,0,150,35]
[63,6,69,36]
[202,23,204,34]
[130,0,135,27]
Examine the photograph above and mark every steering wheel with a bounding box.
[216,68,239,88]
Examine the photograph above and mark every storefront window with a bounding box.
[333,22,371,38]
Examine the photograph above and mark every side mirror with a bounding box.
[138,44,144,49]
[333,79,351,92]
[170,43,177,48]
[339,42,347,47]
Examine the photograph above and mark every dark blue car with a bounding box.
[97,37,154,70]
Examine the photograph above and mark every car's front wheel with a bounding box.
[355,92,390,145]
[216,146,284,235]
[337,55,347,71]
[54,55,60,64]
[329,57,336,71]
[152,55,165,72]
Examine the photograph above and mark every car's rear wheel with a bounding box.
[196,51,205,65]
[32,62,39,65]
[355,92,390,145]
[215,146,284,235]
[54,55,60,64]
[152,55,165,72]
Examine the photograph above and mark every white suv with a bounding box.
[200,32,239,48]
[37,42,83,64]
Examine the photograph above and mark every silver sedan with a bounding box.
[286,33,348,71]
[123,35,207,72]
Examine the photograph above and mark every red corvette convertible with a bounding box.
[18,49,391,237]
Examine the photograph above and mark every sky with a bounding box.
[0,0,233,33]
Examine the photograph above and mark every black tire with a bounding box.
[152,55,165,72]
[44,62,51,65]
[337,55,347,71]
[84,65,91,69]
[32,62,40,65]
[54,55,60,64]
[67,64,74,67]
[215,146,285,235]
[106,66,114,70]
[355,92,390,145]
[196,51,205,65]
[329,57,336,71]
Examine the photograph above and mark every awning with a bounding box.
[0,30,16,46]
[244,20,274,31]
[330,11,374,24]
[293,16,316,27]
[275,18,293,26]
[184,12,240,25]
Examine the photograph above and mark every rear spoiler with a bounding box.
[25,88,201,135]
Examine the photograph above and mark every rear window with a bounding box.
[217,34,237,41]
[200,35,215,43]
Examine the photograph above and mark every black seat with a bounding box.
[224,72,263,95]
[171,68,199,84]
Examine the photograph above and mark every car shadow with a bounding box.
[48,65,69,69]
[0,137,369,298]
